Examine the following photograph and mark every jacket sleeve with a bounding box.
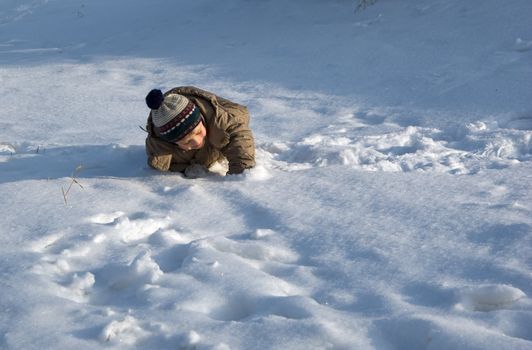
[145,135,190,173]
[146,114,190,173]
[221,110,256,175]
[146,135,172,171]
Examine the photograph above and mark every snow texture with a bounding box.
[0,0,531,349]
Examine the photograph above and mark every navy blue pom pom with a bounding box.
[145,89,164,110]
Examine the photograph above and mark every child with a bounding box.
[144,86,255,177]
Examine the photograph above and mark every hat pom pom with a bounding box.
[146,89,164,110]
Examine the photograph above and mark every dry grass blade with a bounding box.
[62,165,84,206]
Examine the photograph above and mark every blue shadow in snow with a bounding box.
[0,144,154,184]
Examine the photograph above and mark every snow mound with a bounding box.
[458,284,527,311]
[100,315,149,345]
[0,142,16,155]
[261,121,532,174]
[62,272,96,303]
[114,215,170,243]
[105,251,164,290]
[515,38,532,52]
[88,211,126,225]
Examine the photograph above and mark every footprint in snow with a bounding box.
[208,233,299,265]
[56,272,96,303]
[208,294,315,322]
[26,231,66,253]
[96,251,164,291]
[503,114,532,131]
[89,211,170,243]
[153,242,192,273]
[354,110,388,126]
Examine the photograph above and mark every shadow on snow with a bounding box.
[0,144,153,183]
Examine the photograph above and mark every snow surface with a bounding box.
[1,0,531,349]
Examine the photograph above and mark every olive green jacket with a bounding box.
[145,86,255,175]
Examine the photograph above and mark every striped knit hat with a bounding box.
[145,89,203,142]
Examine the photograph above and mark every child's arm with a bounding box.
[145,136,189,173]
[221,114,256,175]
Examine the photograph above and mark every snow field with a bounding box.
[1,0,532,348]
[0,58,531,348]
[4,146,529,348]
[1,59,531,177]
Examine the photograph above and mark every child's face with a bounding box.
[176,122,207,151]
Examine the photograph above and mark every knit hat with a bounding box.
[145,89,203,142]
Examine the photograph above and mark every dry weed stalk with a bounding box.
[62,165,84,206]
